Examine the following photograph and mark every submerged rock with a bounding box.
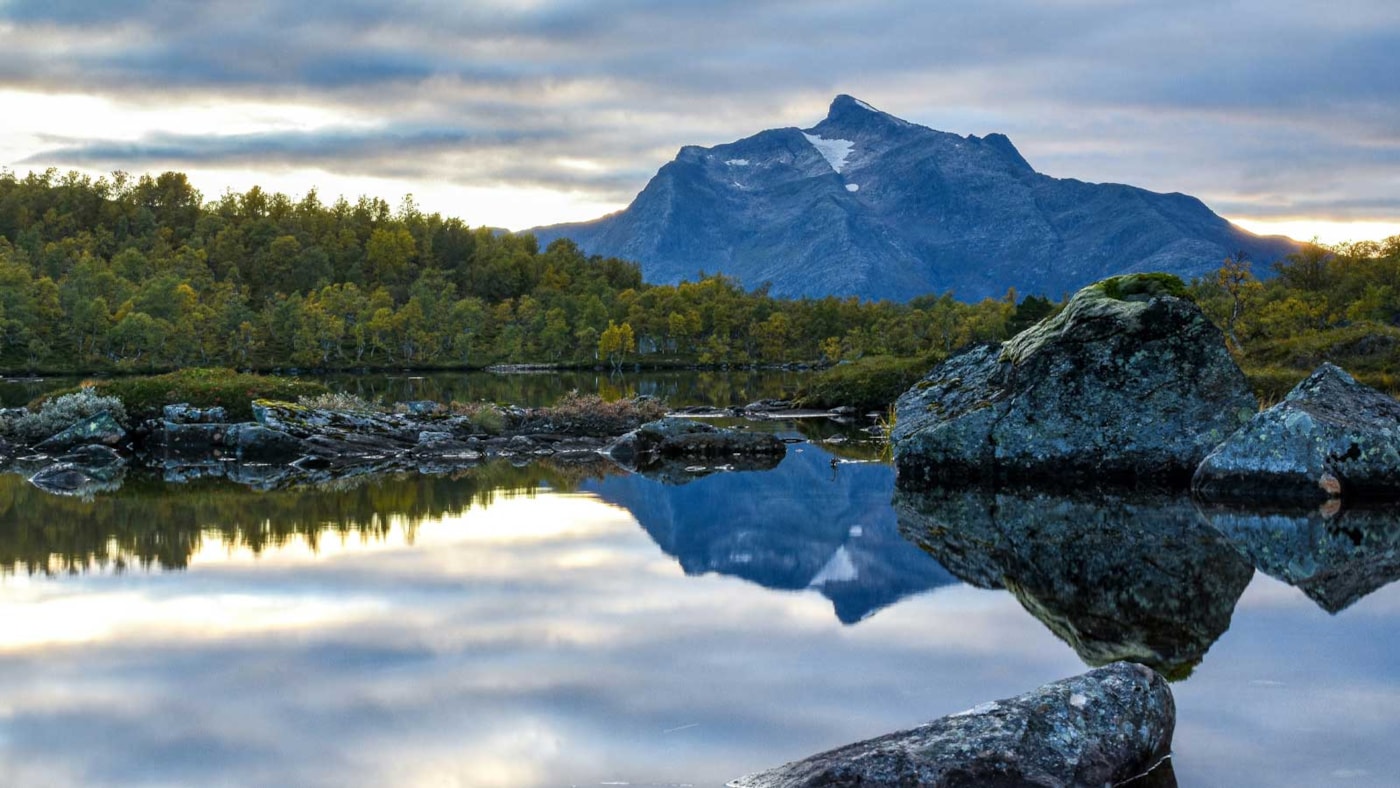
[225,423,305,463]
[1193,363,1400,503]
[34,412,127,454]
[892,274,1255,486]
[895,486,1253,679]
[29,459,126,497]
[1199,502,1400,613]
[730,662,1174,788]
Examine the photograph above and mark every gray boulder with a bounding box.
[34,412,127,454]
[892,275,1256,486]
[1193,363,1400,503]
[729,662,1174,788]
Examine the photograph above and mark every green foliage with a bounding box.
[3,386,128,442]
[37,368,328,424]
[796,354,938,412]
[1190,239,1400,400]
[0,168,1072,374]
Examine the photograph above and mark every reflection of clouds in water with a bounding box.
[1171,574,1400,788]
[0,491,1079,787]
[5,489,1400,786]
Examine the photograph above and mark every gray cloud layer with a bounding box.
[3,0,1398,222]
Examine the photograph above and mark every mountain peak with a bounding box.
[827,94,898,123]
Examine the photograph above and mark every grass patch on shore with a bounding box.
[1238,324,1400,402]
[796,355,938,412]
[35,368,328,425]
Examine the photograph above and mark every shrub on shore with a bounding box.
[33,369,328,425]
[523,391,668,437]
[3,387,129,443]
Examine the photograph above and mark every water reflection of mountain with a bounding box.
[583,447,956,624]
[0,461,614,574]
[895,487,1255,679]
[1198,503,1400,614]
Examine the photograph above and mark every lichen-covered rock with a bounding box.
[892,274,1256,486]
[162,403,228,424]
[1198,501,1400,613]
[729,662,1174,788]
[1192,363,1400,503]
[895,487,1252,679]
[33,412,127,454]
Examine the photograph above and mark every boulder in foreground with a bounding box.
[1193,363,1400,503]
[892,274,1256,485]
[730,661,1174,788]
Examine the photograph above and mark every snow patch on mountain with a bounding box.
[802,133,854,173]
[809,545,859,587]
[846,184,860,192]
[726,159,750,166]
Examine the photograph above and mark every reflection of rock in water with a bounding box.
[895,487,1254,679]
[1198,502,1400,614]
[585,448,955,624]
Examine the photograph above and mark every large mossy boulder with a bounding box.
[1193,363,1400,503]
[730,662,1174,788]
[892,274,1256,486]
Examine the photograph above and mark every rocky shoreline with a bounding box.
[0,395,837,497]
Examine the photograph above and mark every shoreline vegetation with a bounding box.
[0,168,1396,410]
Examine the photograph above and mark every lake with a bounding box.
[1,373,1398,786]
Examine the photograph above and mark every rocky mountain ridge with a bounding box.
[534,95,1298,301]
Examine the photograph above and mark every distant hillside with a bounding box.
[534,95,1299,302]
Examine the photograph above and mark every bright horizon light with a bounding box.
[1229,218,1400,247]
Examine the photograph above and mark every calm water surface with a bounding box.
[0,384,1398,785]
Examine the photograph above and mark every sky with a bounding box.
[2,0,1398,244]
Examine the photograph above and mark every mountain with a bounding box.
[581,444,956,625]
[533,95,1299,302]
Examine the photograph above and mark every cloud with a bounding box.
[1,0,1398,227]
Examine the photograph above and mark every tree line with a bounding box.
[1189,236,1400,393]
[0,168,1053,373]
[2,167,1393,382]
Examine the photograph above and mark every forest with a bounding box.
[1,167,1397,396]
